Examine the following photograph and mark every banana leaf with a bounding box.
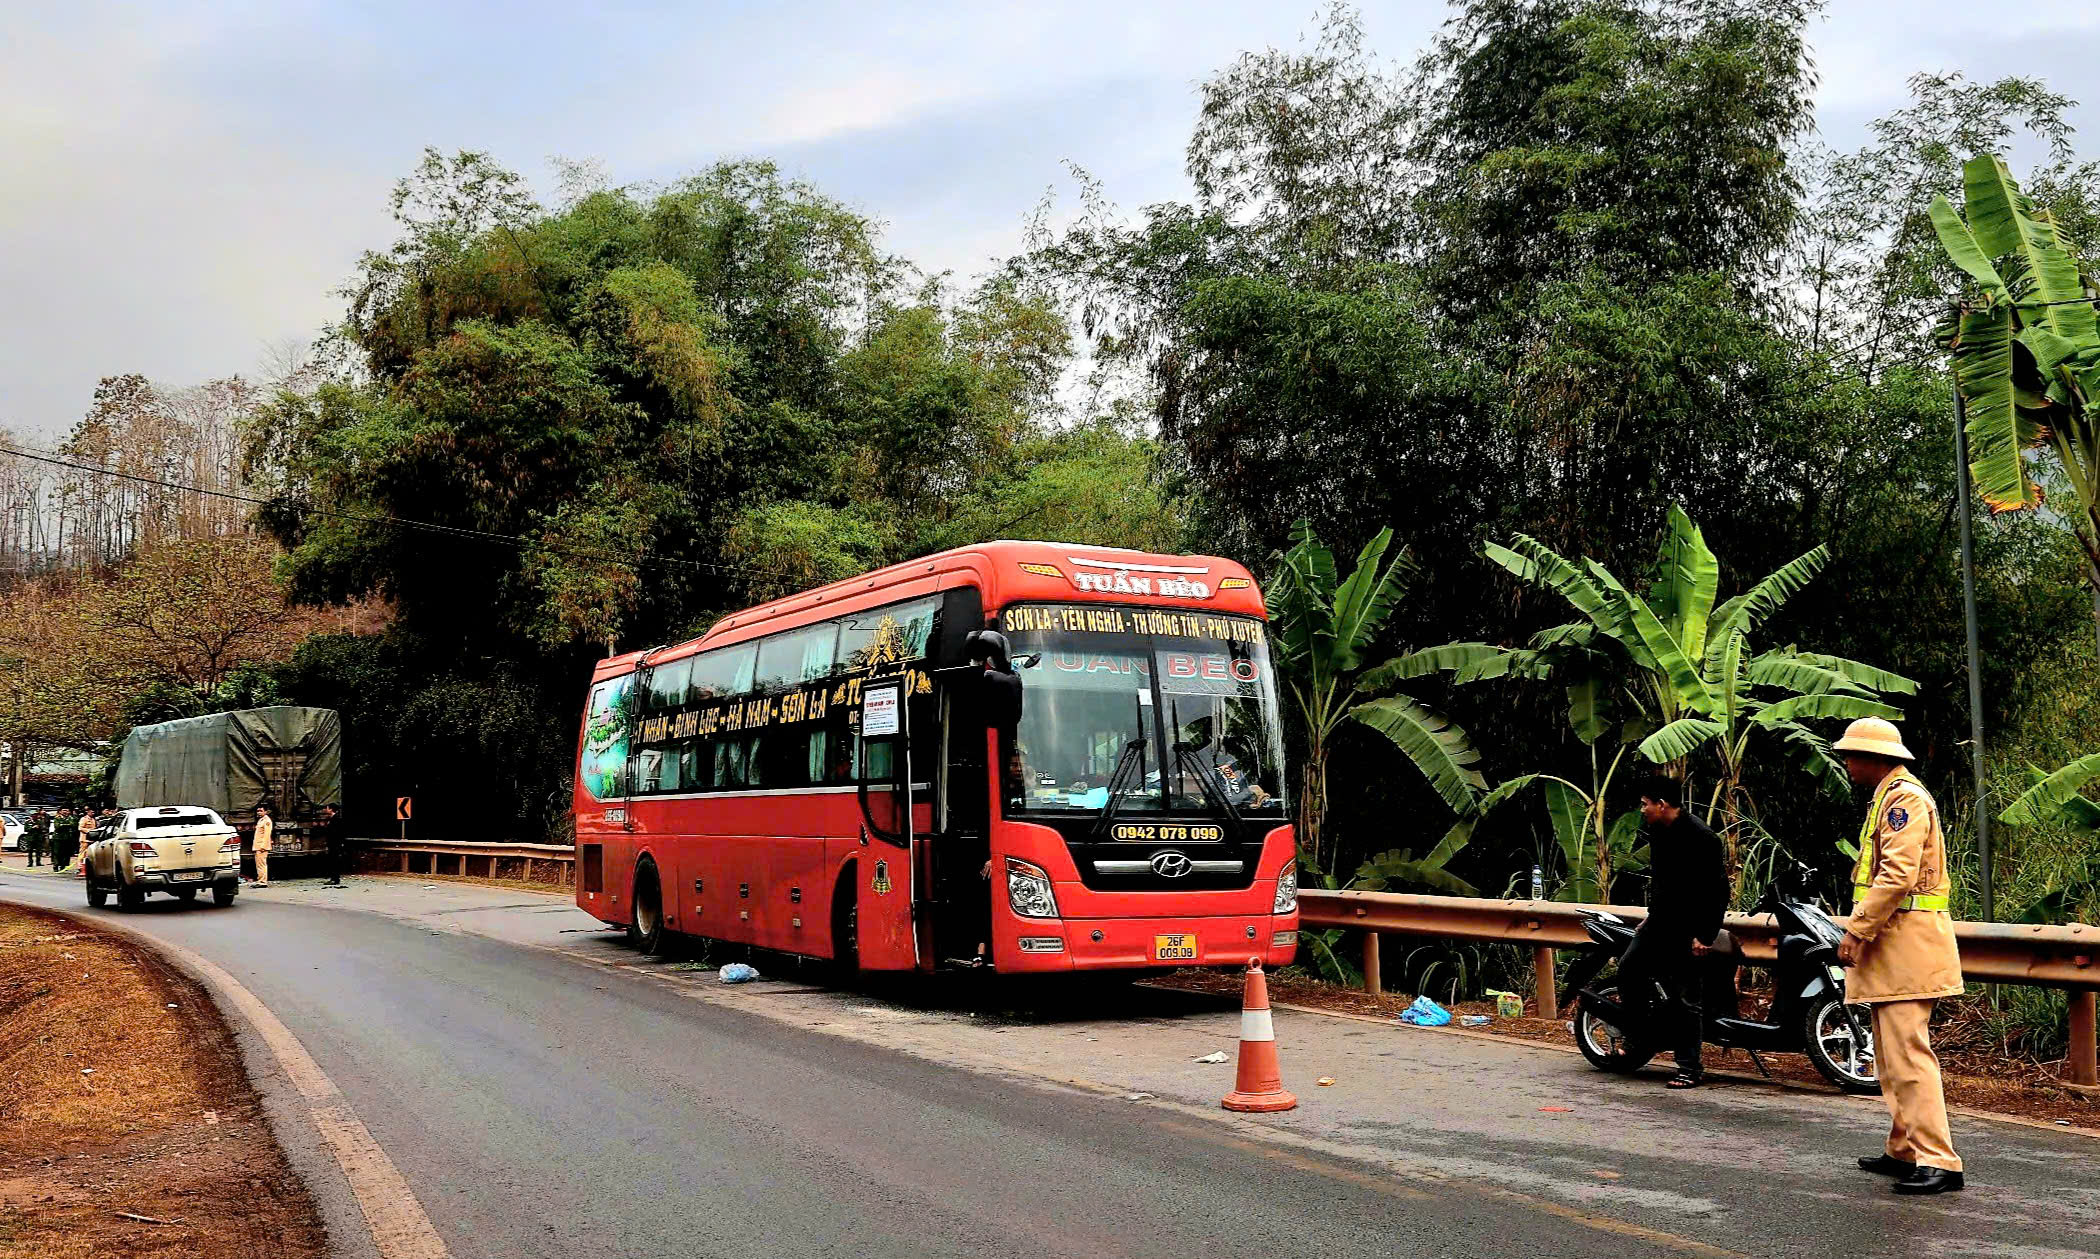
[1928,192,2007,297]
[1705,546,1826,662]
[1780,651,1920,697]
[1749,693,1903,726]
[1963,154,2097,344]
[1638,717,1725,764]
[1348,694,1488,813]
[1653,503,1721,661]
[1953,301,2040,512]
[1589,565,1718,714]
[1330,528,1411,672]
[1566,672,1611,744]
[1999,753,2100,830]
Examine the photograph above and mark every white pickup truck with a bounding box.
[85,806,242,909]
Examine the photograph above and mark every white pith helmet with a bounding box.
[1832,717,1914,762]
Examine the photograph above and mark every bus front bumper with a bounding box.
[1000,911,1300,973]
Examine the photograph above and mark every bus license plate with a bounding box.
[1154,933,1198,962]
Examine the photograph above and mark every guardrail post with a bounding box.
[1362,930,1382,997]
[2071,989,2097,1087]
[1533,946,1557,1021]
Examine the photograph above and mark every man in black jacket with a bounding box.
[1622,774,1730,1088]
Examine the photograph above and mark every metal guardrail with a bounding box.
[351,839,574,883]
[1299,889,2100,1088]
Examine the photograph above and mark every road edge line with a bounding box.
[12,900,451,1259]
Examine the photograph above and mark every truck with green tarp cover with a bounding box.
[114,706,343,862]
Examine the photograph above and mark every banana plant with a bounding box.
[1442,505,1916,888]
[1998,755,2100,924]
[1268,521,1503,878]
[1931,154,2100,638]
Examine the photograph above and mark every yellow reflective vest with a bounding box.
[1847,767,1962,1003]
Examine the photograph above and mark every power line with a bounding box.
[0,442,748,578]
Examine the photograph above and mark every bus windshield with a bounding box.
[1001,604,1287,820]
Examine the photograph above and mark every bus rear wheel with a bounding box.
[829,871,859,982]
[628,861,670,957]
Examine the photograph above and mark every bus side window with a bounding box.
[755,624,837,693]
[646,658,692,713]
[682,739,711,791]
[757,726,828,789]
[716,737,752,789]
[690,645,756,701]
[636,748,666,794]
[860,730,896,781]
[838,597,940,671]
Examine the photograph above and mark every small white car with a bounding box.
[0,814,21,851]
[85,806,241,909]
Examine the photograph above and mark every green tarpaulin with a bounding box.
[114,706,343,820]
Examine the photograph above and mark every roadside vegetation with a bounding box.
[0,1,2094,1056]
[0,905,325,1258]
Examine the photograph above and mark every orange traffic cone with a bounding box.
[1221,957,1297,1113]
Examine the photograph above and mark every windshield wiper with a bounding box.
[1092,692,1159,839]
[1089,737,1149,841]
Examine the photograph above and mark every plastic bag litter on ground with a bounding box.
[1460,1014,1491,1026]
[1194,1050,1230,1064]
[718,962,761,983]
[1397,995,1452,1026]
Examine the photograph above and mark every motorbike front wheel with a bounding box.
[1575,987,1656,1074]
[1803,997,1882,1095]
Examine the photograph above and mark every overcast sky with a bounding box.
[6,1,2099,437]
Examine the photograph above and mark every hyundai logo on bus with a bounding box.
[1150,851,1194,878]
[1065,557,1213,599]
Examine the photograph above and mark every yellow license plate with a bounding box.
[1154,933,1198,962]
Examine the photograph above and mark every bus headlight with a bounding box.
[1272,861,1299,914]
[1006,857,1059,919]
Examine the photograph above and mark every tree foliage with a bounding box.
[1029,1,2098,900]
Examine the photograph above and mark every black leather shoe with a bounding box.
[1857,1155,1916,1177]
[1891,1167,1965,1195]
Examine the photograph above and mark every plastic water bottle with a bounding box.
[1530,864,1544,901]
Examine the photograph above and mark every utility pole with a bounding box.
[1950,379,1993,923]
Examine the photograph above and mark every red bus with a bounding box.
[572,540,1298,974]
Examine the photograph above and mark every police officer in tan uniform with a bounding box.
[1833,718,1964,1195]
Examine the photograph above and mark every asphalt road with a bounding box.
[4,866,2095,1259]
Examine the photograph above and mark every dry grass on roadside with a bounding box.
[0,905,324,1259]
[0,918,199,1136]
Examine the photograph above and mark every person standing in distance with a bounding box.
[24,809,48,868]
[317,804,344,887]
[250,802,274,888]
[1834,718,1964,1195]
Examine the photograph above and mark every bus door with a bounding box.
[934,681,997,966]
[854,675,921,969]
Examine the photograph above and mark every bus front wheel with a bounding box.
[628,860,669,957]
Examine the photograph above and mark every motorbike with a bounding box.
[1559,860,1880,1094]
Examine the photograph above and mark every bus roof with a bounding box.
[594,539,1265,678]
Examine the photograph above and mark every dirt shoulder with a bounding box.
[1156,968,2100,1128]
[0,904,326,1259]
